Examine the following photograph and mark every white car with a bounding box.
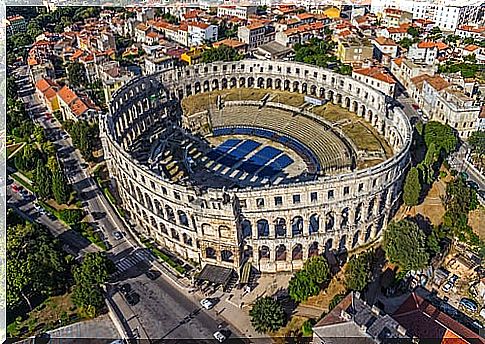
[113,231,123,240]
[442,281,453,293]
[213,331,226,343]
[200,298,215,310]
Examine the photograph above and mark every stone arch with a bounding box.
[194,81,201,94]
[275,79,282,90]
[292,80,299,92]
[275,244,287,261]
[365,225,372,242]
[171,228,180,241]
[243,245,253,259]
[206,247,217,259]
[292,244,303,260]
[259,245,270,259]
[301,82,308,94]
[338,235,347,252]
[211,79,219,91]
[221,78,228,89]
[360,104,366,117]
[239,77,245,87]
[325,211,335,231]
[344,97,351,109]
[352,101,358,113]
[327,90,334,101]
[154,199,163,217]
[165,205,176,223]
[336,93,343,105]
[257,219,269,238]
[367,198,376,220]
[352,231,360,248]
[325,238,333,251]
[221,250,234,262]
[149,215,157,229]
[355,203,362,225]
[275,218,287,238]
[202,223,212,235]
[284,79,290,91]
[241,219,252,239]
[291,216,303,236]
[230,77,237,88]
[247,77,255,87]
[159,222,167,234]
[183,233,192,246]
[310,84,317,96]
[257,77,264,88]
[309,214,319,234]
[266,78,273,89]
[319,87,325,98]
[203,80,210,91]
[341,207,350,228]
[309,242,319,257]
[178,210,189,227]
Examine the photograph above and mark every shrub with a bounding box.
[59,208,84,225]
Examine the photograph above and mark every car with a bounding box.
[480,307,485,319]
[145,270,158,280]
[119,283,131,295]
[460,171,469,180]
[449,274,458,284]
[34,332,51,344]
[11,184,20,193]
[200,298,215,310]
[467,180,479,190]
[113,231,123,240]
[33,203,42,212]
[442,281,453,293]
[459,298,478,313]
[213,331,227,343]
[416,109,423,115]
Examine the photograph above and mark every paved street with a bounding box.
[12,66,255,343]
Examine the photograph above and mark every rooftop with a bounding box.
[353,67,397,84]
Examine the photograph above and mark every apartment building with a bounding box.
[57,86,99,122]
[372,36,398,60]
[6,15,26,36]
[188,22,218,46]
[381,8,413,28]
[238,23,267,49]
[336,36,374,64]
[217,5,257,19]
[352,67,398,97]
[390,57,437,89]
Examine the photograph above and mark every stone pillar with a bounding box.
[268,218,275,238]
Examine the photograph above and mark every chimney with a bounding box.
[371,305,380,315]
[397,325,407,336]
[340,309,352,321]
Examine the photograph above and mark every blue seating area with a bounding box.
[241,146,281,174]
[206,139,241,161]
[212,126,321,171]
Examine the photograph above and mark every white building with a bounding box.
[372,36,398,59]
[188,22,218,46]
[371,0,482,31]
[144,55,176,75]
[352,67,397,98]
[217,5,258,19]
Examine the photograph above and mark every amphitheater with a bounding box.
[101,60,412,275]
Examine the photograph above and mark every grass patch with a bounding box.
[7,292,79,338]
[181,88,305,115]
[144,241,186,275]
[10,173,34,192]
[6,143,23,159]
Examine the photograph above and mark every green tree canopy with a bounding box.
[201,45,243,63]
[34,159,52,199]
[383,219,429,271]
[288,270,320,302]
[249,296,286,333]
[67,62,87,88]
[52,162,69,205]
[403,167,421,206]
[7,222,67,311]
[303,256,330,284]
[469,130,485,156]
[344,251,373,292]
[423,121,458,157]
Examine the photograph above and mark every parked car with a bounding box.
[125,292,140,306]
[119,283,131,295]
[200,298,215,310]
[480,307,485,319]
[113,231,123,240]
[467,180,479,190]
[145,270,158,280]
[459,298,478,313]
[213,331,227,343]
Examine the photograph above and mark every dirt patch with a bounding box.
[271,315,309,343]
[303,271,347,311]
[468,207,485,240]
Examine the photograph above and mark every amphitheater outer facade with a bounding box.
[101,60,412,274]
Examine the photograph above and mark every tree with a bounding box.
[288,270,320,302]
[68,120,97,161]
[72,252,115,317]
[52,162,69,204]
[59,209,84,225]
[403,167,421,206]
[34,159,52,199]
[328,293,346,310]
[383,219,429,271]
[398,37,413,49]
[423,121,458,157]
[469,130,485,156]
[249,296,286,333]
[67,62,87,87]
[407,27,420,38]
[303,256,330,284]
[344,251,373,292]
[201,45,243,63]
[7,222,67,311]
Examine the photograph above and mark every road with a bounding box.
[13,66,247,342]
[448,145,485,191]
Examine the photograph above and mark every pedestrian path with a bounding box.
[114,249,153,274]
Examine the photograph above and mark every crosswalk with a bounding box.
[114,249,154,274]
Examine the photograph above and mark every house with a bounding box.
[372,36,398,61]
[393,292,485,343]
[6,15,26,36]
[275,22,325,47]
[462,44,480,57]
[313,292,409,343]
[35,78,60,112]
[336,36,373,65]
[352,67,397,97]
[57,86,99,122]
[180,46,206,65]
[254,41,293,61]
[98,61,134,103]
[390,57,437,90]
[188,22,218,46]
[455,25,485,40]
[421,76,481,139]
[379,25,409,42]
[212,38,247,54]
[217,5,257,19]
[238,23,267,50]
[408,41,448,65]
[144,54,176,75]
[381,8,412,28]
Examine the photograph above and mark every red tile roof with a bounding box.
[374,36,397,46]
[393,293,485,343]
[353,67,397,84]
[464,44,480,52]
[57,86,78,105]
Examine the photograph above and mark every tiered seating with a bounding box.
[210,105,352,172]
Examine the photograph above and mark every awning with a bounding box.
[197,264,234,286]
[240,261,252,285]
